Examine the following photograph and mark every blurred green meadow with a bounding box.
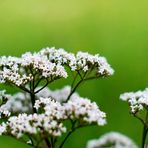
[0,0,148,147]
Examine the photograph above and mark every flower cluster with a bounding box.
[0,47,114,89]
[7,113,66,138]
[0,88,106,142]
[34,97,66,120]
[76,51,114,76]
[37,86,106,126]
[40,47,77,71]
[0,56,32,86]
[40,47,114,76]
[35,91,106,126]
[87,132,137,148]
[21,52,68,79]
[0,47,114,148]
[64,96,106,126]
[120,88,148,113]
[0,97,67,138]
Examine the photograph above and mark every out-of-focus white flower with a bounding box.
[120,88,148,113]
[1,92,31,113]
[36,85,79,102]
[87,132,137,148]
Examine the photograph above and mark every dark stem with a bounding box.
[59,121,76,148]
[30,73,37,113]
[141,111,148,148]
[71,72,78,89]
[50,137,55,148]
[133,113,145,125]
[65,71,88,102]
[45,138,51,148]
[66,79,83,102]
[28,135,35,147]
[34,77,43,89]
[59,122,95,148]
[35,81,49,94]
[30,93,37,113]
[59,130,74,148]
[142,125,148,148]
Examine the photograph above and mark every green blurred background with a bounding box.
[0,0,148,147]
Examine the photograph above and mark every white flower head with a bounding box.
[64,96,106,126]
[87,132,138,148]
[76,51,114,76]
[120,88,148,113]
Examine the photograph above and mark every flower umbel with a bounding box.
[120,88,148,148]
[0,47,114,148]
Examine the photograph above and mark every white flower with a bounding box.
[7,112,67,138]
[40,47,114,77]
[0,123,7,135]
[21,52,68,79]
[0,56,33,86]
[36,85,74,102]
[0,90,11,102]
[87,132,137,148]
[36,86,106,126]
[1,92,31,113]
[0,47,114,145]
[34,97,67,120]
[40,47,77,71]
[8,113,37,138]
[97,56,114,76]
[64,96,106,126]
[76,52,114,76]
[0,50,68,87]
[120,88,148,113]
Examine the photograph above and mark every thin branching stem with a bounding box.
[66,79,83,102]
[34,77,43,89]
[59,121,96,148]
[141,112,148,148]
[35,79,49,94]
[65,71,88,102]
[133,113,145,125]
[59,121,76,148]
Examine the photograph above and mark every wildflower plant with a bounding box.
[120,88,148,148]
[0,47,114,148]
